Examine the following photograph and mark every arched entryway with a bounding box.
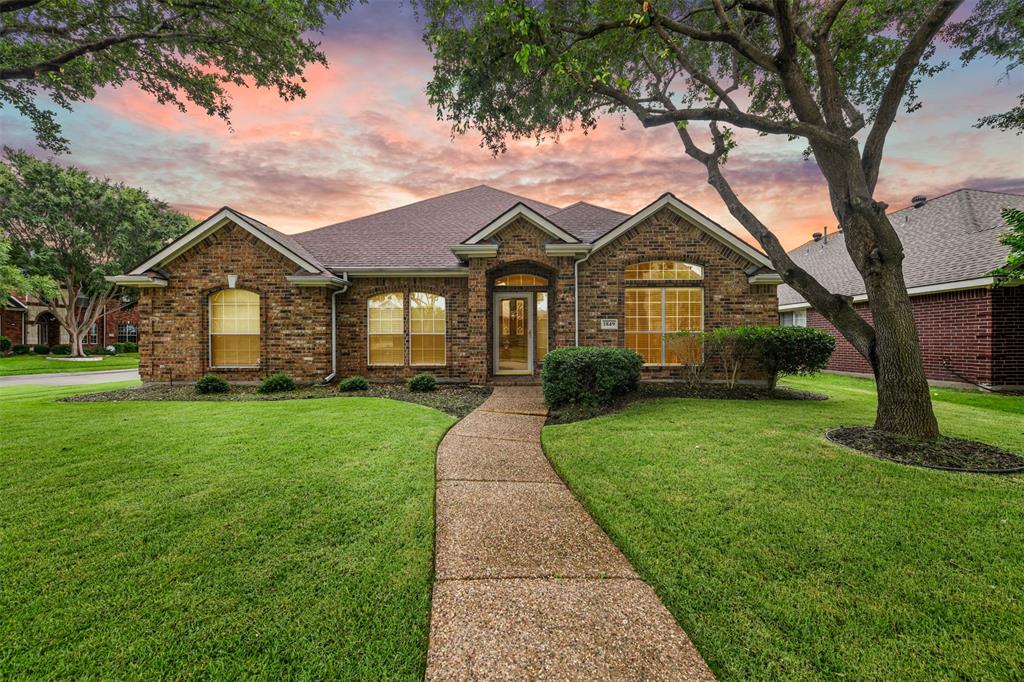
[488,262,555,377]
[34,312,60,346]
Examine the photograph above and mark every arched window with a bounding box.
[624,261,703,365]
[368,293,404,366]
[210,289,260,367]
[410,292,446,366]
[624,260,703,281]
[494,274,549,287]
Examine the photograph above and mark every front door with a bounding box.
[494,292,534,374]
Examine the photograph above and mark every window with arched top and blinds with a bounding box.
[623,261,703,366]
[210,289,260,367]
[367,292,404,366]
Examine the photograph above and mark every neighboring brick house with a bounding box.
[779,188,1024,390]
[1,292,141,348]
[109,185,782,384]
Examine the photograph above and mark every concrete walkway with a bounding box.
[427,386,715,680]
[0,368,140,387]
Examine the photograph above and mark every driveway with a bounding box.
[0,369,140,387]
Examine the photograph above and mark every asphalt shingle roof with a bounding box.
[546,202,630,243]
[778,189,1024,307]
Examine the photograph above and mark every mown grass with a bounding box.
[0,353,139,375]
[0,382,452,679]
[542,373,1024,680]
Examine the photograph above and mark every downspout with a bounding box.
[573,251,592,346]
[323,274,350,383]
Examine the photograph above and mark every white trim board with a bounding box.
[589,193,773,269]
[777,277,996,311]
[463,203,580,245]
[130,208,322,276]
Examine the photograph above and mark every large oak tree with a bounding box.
[0,0,354,153]
[0,149,192,356]
[423,0,1023,438]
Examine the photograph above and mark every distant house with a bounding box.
[779,189,1024,390]
[1,291,141,348]
[108,185,783,384]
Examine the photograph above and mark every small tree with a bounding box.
[0,0,354,153]
[992,208,1024,286]
[0,149,192,356]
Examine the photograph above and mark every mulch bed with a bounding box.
[63,383,492,419]
[546,382,827,425]
[826,426,1024,474]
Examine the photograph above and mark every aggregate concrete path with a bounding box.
[427,385,715,681]
[0,368,140,386]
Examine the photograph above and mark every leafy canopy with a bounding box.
[0,0,355,153]
[0,148,193,296]
[993,207,1024,285]
[0,237,57,300]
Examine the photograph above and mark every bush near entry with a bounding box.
[541,347,643,408]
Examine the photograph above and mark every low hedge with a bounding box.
[338,376,369,391]
[195,373,230,394]
[33,344,50,355]
[258,372,296,393]
[11,344,29,355]
[0,336,10,353]
[408,373,437,392]
[49,343,71,355]
[541,347,643,408]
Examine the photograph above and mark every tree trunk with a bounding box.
[863,263,939,438]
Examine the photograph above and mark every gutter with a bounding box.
[323,274,351,383]
[573,252,593,346]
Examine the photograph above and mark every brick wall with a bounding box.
[99,303,141,345]
[138,221,332,382]
[1,308,24,344]
[806,287,1000,386]
[992,285,1024,387]
[578,207,778,380]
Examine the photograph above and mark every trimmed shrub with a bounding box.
[112,342,129,354]
[195,373,230,394]
[12,343,30,355]
[258,372,296,393]
[752,326,835,388]
[541,346,643,408]
[49,343,71,355]
[408,373,437,392]
[338,375,369,391]
[33,344,50,355]
[0,335,11,353]
[123,342,139,352]
[85,345,115,356]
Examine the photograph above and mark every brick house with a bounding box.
[2,292,141,348]
[779,189,1024,390]
[109,185,782,384]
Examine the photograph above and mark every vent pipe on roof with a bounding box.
[812,232,823,242]
[912,195,927,208]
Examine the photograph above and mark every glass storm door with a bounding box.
[494,292,534,374]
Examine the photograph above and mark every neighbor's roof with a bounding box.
[778,189,1024,308]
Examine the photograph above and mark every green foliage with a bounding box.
[751,326,836,388]
[0,0,355,153]
[338,376,369,392]
[0,239,56,301]
[541,346,643,408]
[122,342,139,353]
[111,343,128,354]
[993,208,1024,285]
[0,336,10,353]
[195,373,230,394]
[258,372,296,394]
[49,343,71,356]
[32,344,50,355]
[11,344,29,355]
[408,373,437,392]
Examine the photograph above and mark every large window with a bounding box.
[495,274,548,287]
[117,323,138,343]
[625,260,703,281]
[85,322,98,345]
[368,293,404,366]
[410,292,446,366]
[625,287,703,365]
[210,289,260,367]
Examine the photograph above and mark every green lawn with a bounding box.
[543,374,1024,680]
[0,352,139,376]
[0,382,452,679]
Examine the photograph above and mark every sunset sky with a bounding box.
[1,1,1021,249]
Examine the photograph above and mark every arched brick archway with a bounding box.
[34,312,60,346]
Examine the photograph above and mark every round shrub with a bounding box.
[408,373,437,392]
[541,347,643,408]
[12,343,30,355]
[123,342,139,352]
[752,326,835,387]
[195,373,230,394]
[112,342,128,354]
[33,344,50,355]
[338,375,369,391]
[258,372,296,393]
[0,335,11,352]
[49,343,71,355]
